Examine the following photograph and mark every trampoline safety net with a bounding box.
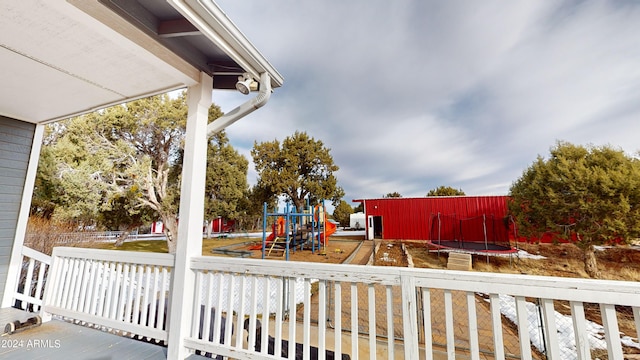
[429,213,513,252]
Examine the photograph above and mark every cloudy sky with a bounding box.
[211,1,640,205]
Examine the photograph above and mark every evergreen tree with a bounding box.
[333,200,354,227]
[252,131,344,211]
[426,186,465,196]
[509,141,640,277]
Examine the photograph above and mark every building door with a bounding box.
[372,216,383,239]
[367,216,374,240]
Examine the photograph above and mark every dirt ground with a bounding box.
[212,236,364,264]
[212,236,640,282]
[404,241,640,282]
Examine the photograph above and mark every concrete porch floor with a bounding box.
[0,308,213,360]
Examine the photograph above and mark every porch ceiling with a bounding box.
[0,0,282,124]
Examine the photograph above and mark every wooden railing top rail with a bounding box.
[191,255,640,306]
[51,247,175,267]
[191,256,402,285]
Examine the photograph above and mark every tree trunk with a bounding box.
[583,244,601,278]
[114,230,130,247]
[162,214,179,254]
[205,219,212,239]
[114,224,137,247]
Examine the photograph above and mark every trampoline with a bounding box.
[428,240,517,254]
[429,213,518,255]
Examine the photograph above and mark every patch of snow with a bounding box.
[492,294,639,359]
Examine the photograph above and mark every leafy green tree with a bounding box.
[33,118,110,226]
[426,186,465,196]
[509,141,640,278]
[353,202,364,213]
[204,131,249,225]
[252,131,344,211]
[31,146,63,219]
[384,192,402,198]
[97,186,155,246]
[81,94,188,253]
[333,200,354,227]
[240,184,279,230]
[35,93,192,253]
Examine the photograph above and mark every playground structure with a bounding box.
[429,213,518,257]
[253,201,336,260]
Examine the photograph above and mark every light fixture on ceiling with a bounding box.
[235,73,254,95]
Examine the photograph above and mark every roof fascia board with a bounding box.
[168,0,284,88]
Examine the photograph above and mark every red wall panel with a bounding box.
[359,196,510,241]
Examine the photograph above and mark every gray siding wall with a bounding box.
[0,116,35,303]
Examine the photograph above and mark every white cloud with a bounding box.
[214,0,640,204]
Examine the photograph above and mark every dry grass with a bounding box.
[25,217,78,255]
[405,241,640,282]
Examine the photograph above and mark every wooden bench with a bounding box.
[447,252,472,271]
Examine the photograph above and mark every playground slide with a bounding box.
[250,217,336,250]
[318,221,337,245]
[249,217,286,250]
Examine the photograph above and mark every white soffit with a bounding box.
[0,1,199,123]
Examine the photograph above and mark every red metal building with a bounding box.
[353,196,514,242]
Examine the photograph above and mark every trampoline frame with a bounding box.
[429,213,518,256]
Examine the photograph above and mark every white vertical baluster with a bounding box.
[24,258,35,308]
[248,275,259,351]
[466,291,480,360]
[72,259,87,312]
[368,283,376,359]
[213,272,224,346]
[318,280,326,360]
[303,279,311,360]
[540,298,560,359]
[109,262,123,319]
[192,271,203,339]
[35,260,47,311]
[422,288,432,360]
[288,278,296,358]
[515,296,532,360]
[140,265,152,326]
[103,262,116,317]
[490,293,505,360]
[96,261,109,321]
[224,274,235,346]
[125,264,137,324]
[570,301,589,360]
[274,278,284,357]
[116,263,130,322]
[60,258,74,309]
[443,290,454,359]
[261,276,271,354]
[149,266,160,328]
[351,282,359,360]
[204,271,214,343]
[600,303,624,360]
[334,281,342,359]
[132,264,144,325]
[386,285,394,360]
[235,274,247,348]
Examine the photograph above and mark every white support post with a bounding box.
[2,123,45,308]
[167,71,212,360]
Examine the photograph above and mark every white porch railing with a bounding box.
[20,246,640,360]
[41,247,174,343]
[185,256,640,360]
[12,246,51,312]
